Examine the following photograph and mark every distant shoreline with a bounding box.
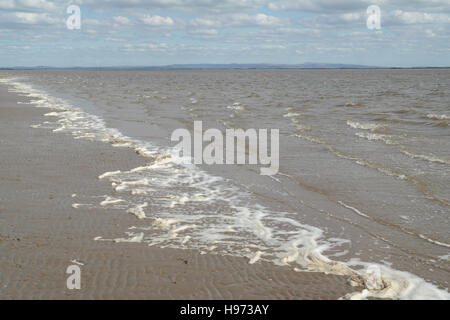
[1,64,449,71]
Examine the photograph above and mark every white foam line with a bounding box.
[114,232,144,243]
[72,203,91,209]
[344,259,450,300]
[70,259,85,266]
[338,201,450,248]
[126,203,147,219]
[249,251,263,264]
[401,149,449,165]
[338,201,370,219]
[181,236,191,245]
[347,120,384,131]
[418,234,450,248]
[100,196,126,206]
[427,114,449,120]
[99,170,121,179]
[438,254,450,261]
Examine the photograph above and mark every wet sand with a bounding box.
[0,83,359,299]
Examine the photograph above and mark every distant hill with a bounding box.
[1,63,382,70]
[1,63,448,70]
[140,63,384,69]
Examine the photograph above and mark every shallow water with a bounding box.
[2,69,449,299]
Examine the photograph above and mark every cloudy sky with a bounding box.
[1,0,449,67]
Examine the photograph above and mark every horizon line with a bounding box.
[1,63,450,70]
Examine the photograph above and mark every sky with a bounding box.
[0,0,449,67]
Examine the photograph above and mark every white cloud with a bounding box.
[7,45,30,49]
[190,17,216,27]
[189,28,218,35]
[190,13,288,28]
[113,16,131,25]
[141,15,174,26]
[12,12,59,24]
[268,0,372,13]
[268,0,450,13]
[0,0,15,10]
[392,10,450,24]
[123,42,171,52]
[106,37,125,42]
[78,0,267,13]
[340,12,361,22]
[18,0,56,10]
[2,0,57,10]
[425,29,436,38]
[279,27,320,35]
[226,13,287,27]
[252,13,285,26]
[84,19,104,26]
[257,44,286,49]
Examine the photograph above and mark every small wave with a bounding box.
[432,121,448,127]
[349,121,449,165]
[417,234,450,249]
[393,109,417,115]
[294,134,407,181]
[127,203,148,220]
[226,102,246,111]
[100,196,126,207]
[347,120,385,132]
[294,132,449,208]
[374,116,425,126]
[438,254,450,261]
[293,133,326,145]
[337,201,370,218]
[427,114,449,120]
[292,124,312,132]
[401,150,450,165]
[337,201,450,249]
[345,102,364,107]
[355,132,396,145]
[284,112,302,118]
[285,110,311,132]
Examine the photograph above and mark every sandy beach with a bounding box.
[0,82,360,300]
